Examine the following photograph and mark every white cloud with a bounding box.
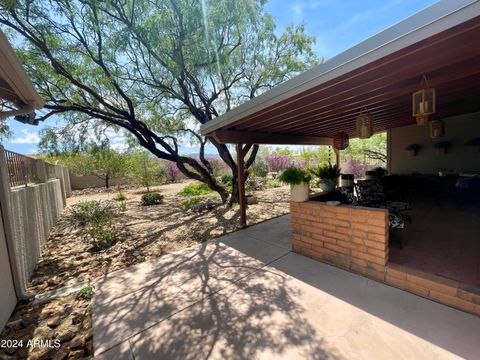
[11,129,40,144]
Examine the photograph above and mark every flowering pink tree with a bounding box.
[164,161,184,183]
[265,155,292,172]
[292,160,306,169]
[341,159,372,179]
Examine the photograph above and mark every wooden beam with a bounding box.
[236,143,247,228]
[210,129,332,146]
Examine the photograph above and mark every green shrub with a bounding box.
[252,156,269,177]
[220,173,234,185]
[267,179,282,188]
[278,167,311,185]
[181,197,201,209]
[64,200,114,228]
[309,163,340,184]
[77,284,94,300]
[117,201,127,212]
[141,192,164,206]
[87,222,116,250]
[113,192,127,201]
[178,183,215,197]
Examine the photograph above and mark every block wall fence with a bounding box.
[0,145,71,330]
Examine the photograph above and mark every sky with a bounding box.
[2,0,438,155]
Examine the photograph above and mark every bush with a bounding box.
[265,154,292,172]
[181,197,201,209]
[178,183,215,197]
[164,161,184,183]
[113,192,127,201]
[64,200,114,228]
[341,159,372,179]
[267,179,282,188]
[252,157,269,177]
[87,222,116,250]
[62,201,117,251]
[309,163,340,184]
[278,167,311,185]
[77,284,94,300]
[141,192,164,206]
[117,201,127,212]
[220,173,234,185]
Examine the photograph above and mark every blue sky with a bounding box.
[2,0,437,155]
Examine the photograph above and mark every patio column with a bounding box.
[334,148,341,186]
[236,143,252,228]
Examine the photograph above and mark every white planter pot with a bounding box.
[319,182,336,193]
[290,183,309,202]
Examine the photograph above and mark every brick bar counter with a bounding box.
[290,200,389,281]
[290,199,480,315]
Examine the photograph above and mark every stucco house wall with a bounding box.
[388,112,480,175]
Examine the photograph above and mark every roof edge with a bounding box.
[201,0,479,136]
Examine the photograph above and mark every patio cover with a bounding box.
[0,29,44,121]
[200,0,480,145]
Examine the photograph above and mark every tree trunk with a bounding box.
[105,173,109,188]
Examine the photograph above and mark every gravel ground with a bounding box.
[0,181,290,359]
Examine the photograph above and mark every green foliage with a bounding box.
[64,201,114,228]
[113,192,127,201]
[252,157,269,177]
[126,151,166,192]
[141,192,164,206]
[369,167,388,177]
[181,197,201,209]
[87,222,116,251]
[42,142,127,188]
[0,0,319,202]
[62,200,117,250]
[77,284,94,300]
[178,183,215,197]
[117,201,127,212]
[309,163,340,184]
[278,167,311,185]
[267,179,282,188]
[220,173,234,185]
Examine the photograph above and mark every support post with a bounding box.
[236,143,252,229]
[236,143,247,228]
[334,148,341,187]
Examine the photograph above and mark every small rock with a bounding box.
[21,314,39,327]
[68,349,85,359]
[47,277,60,286]
[56,329,75,343]
[69,336,83,350]
[6,319,22,330]
[47,317,62,328]
[246,194,258,205]
[52,347,69,360]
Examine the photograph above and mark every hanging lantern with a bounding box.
[333,131,349,150]
[356,107,374,139]
[429,119,444,139]
[412,75,436,125]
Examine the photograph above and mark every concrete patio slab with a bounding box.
[93,215,480,359]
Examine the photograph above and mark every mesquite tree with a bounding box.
[0,0,317,203]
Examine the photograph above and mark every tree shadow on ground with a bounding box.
[93,238,341,359]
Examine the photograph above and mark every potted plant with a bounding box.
[366,167,388,179]
[405,144,421,157]
[278,167,311,202]
[434,140,452,155]
[309,163,340,193]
